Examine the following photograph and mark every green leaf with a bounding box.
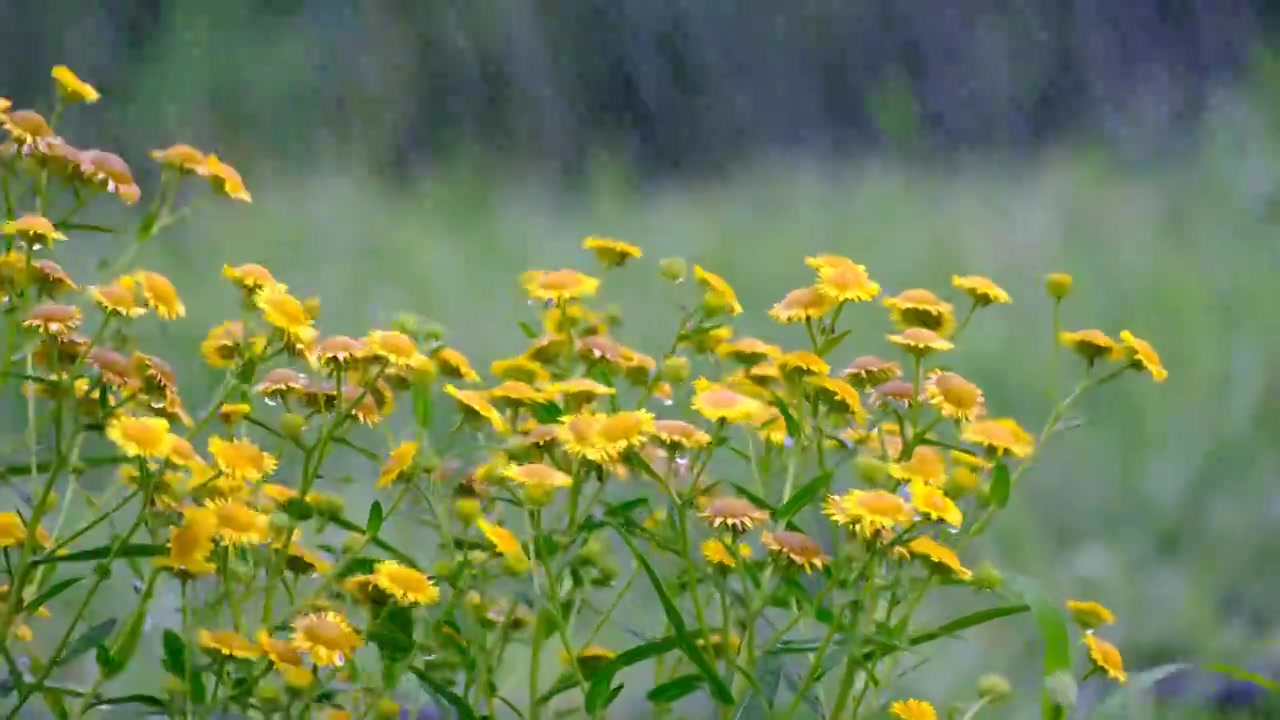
[775,471,833,522]
[412,379,433,429]
[365,501,385,535]
[282,497,314,522]
[1085,664,1191,718]
[23,577,82,613]
[648,674,706,704]
[234,357,258,388]
[55,618,117,667]
[87,694,167,711]
[32,543,164,566]
[517,321,539,339]
[410,667,478,720]
[769,393,803,442]
[611,527,735,706]
[990,461,1011,508]
[161,630,187,677]
[370,605,416,670]
[904,604,1029,648]
[729,484,777,513]
[57,222,117,234]
[1202,662,1280,692]
[817,330,852,357]
[1006,575,1072,720]
[531,401,564,424]
[567,636,682,705]
[585,683,625,714]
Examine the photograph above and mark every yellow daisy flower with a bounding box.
[1059,329,1120,363]
[692,265,743,316]
[207,499,270,546]
[2,214,66,247]
[1067,600,1117,630]
[133,270,185,319]
[961,417,1035,458]
[716,337,783,365]
[312,335,365,368]
[698,497,769,532]
[51,65,100,104]
[105,415,173,459]
[77,150,141,204]
[823,490,914,539]
[445,384,508,433]
[761,530,829,573]
[291,611,363,667]
[255,287,313,339]
[367,560,441,606]
[490,356,552,384]
[434,346,480,382]
[769,286,836,323]
[701,538,737,568]
[204,154,252,202]
[377,440,419,488]
[223,263,282,293]
[150,143,207,173]
[1118,330,1168,383]
[556,412,617,464]
[952,274,1011,306]
[197,630,261,660]
[812,258,880,302]
[887,327,953,356]
[907,481,963,528]
[476,518,530,573]
[841,355,902,389]
[889,698,937,720]
[906,536,971,580]
[883,288,955,336]
[651,419,713,449]
[23,303,81,336]
[504,463,573,491]
[925,371,986,421]
[521,269,600,303]
[583,236,642,267]
[208,436,277,483]
[364,330,421,367]
[1083,634,1127,684]
[889,446,947,486]
[691,384,764,424]
[90,275,147,318]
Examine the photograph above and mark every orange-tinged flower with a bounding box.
[23,303,81,336]
[223,263,283,293]
[504,463,573,491]
[476,518,530,573]
[133,270,185,319]
[198,630,261,659]
[257,630,307,669]
[769,286,836,323]
[254,367,308,399]
[207,499,270,546]
[925,371,986,421]
[150,143,207,173]
[810,256,880,302]
[77,150,141,204]
[887,327,953,356]
[1118,330,1167,382]
[583,236,642,267]
[906,536,971,580]
[51,65,100,104]
[652,419,713,449]
[1,109,57,148]
[445,384,507,433]
[884,288,955,336]
[291,611,362,667]
[716,337,782,365]
[692,265,742,316]
[952,274,1011,306]
[208,436,277,483]
[550,377,616,406]
[204,154,252,202]
[90,275,146,318]
[377,441,419,488]
[761,530,829,573]
[691,384,763,424]
[364,330,420,367]
[434,346,480,382]
[2,215,66,247]
[105,416,173,459]
[698,497,769,532]
[521,269,600,303]
[961,417,1035,458]
[842,355,902,388]
[1083,634,1127,684]
[889,698,937,720]
[1059,329,1120,363]
[312,335,365,368]
[907,481,963,527]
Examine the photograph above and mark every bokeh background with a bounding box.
[6,1,1280,717]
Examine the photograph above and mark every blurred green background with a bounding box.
[8,1,1280,717]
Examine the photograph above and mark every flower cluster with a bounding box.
[0,67,1169,719]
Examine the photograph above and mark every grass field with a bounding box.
[16,128,1280,717]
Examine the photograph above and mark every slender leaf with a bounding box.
[23,577,82,613]
[55,618,117,667]
[517,321,539,339]
[1202,662,1280,692]
[366,501,385,535]
[648,674,706,704]
[1090,663,1190,719]
[531,401,564,424]
[817,329,852,357]
[585,679,624,714]
[775,471,832,522]
[161,630,187,677]
[990,462,1011,508]
[769,393,803,441]
[57,222,117,233]
[611,527,735,705]
[905,604,1029,648]
[567,636,683,705]
[32,543,164,566]
[1007,575,1072,719]
[88,694,167,711]
[410,667,479,720]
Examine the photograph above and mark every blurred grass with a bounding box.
[21,130,1280,716]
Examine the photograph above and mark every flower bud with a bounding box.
[373,699,401,719]
[978,673,1012,702]
[279,412,307,440]
[309,492,345,519]
[659,257,687,283]
[268,512,292,534]
[660,355,691,383]
[855,455,892,488]
[1045,272,1073,301]
[973,561,1004,590]
[452,497,482,525]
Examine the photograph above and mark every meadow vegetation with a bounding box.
[0,65,1275,720]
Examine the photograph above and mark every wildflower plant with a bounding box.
[0,67,1179,719]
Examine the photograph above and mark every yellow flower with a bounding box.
[691,384,764,424]
[0,513,51,549]
[809,256,880,302]
[1059,329,1120,363]
[223,263,282,293]
[197,630,261,659]
[51,65,100,103]
[488,381,550,408]
[717,337,782,365]
[207,499,270,546]
[254,367,308,400]
[1083,634,1127,684]
[132,270,185,319]
[2,214,66,247]
[556,413,617,464]
[907,481,963,528]
[311,335,365,368]
[476,518,530,573]
[23,303,81,336]
[550,377,616,408]
[255,287,313,339]
[445,384,508,433]
[216,403,251,426]
[961,418,1035,458]
[805,376,867,420]
[151,144,208,173]
[906,536,971,580]
[89,276,146,318]
[1,109,56,149]
[377,441,419,488]
[366,560,441,606]
[652,419,713,449]
[1119,330,1168,382]
[776,350,829,376]
[291,611,363,667]
[208,436,277,483]
[889,698,937,720]
[105,416,173,459]
[883,288,955,336]
[1045,272,1073,300]
[155,507,218,576]
[521,269,600,303]
[701,538,737,568]
[698,497,769,532]
[365,330,421,367]
[434,346,480,382]
[925,371,986,421]
[1067,600,1117,630]
[599,410,656,451]
[887,327,953,356]
[693,265,743,316]
[77,150,142,204]
[583,236,642,267]
[889,446,947,486]
[841,355,902,389]
[491,356,551,384]
[769,286,836,323]
[823,490,914,538]
[761,530,829,573]
[204,154,252,202]
[504,463,573,492]
[201,321,253,368]
[952,274,1011,306]
[256,630,308,670]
